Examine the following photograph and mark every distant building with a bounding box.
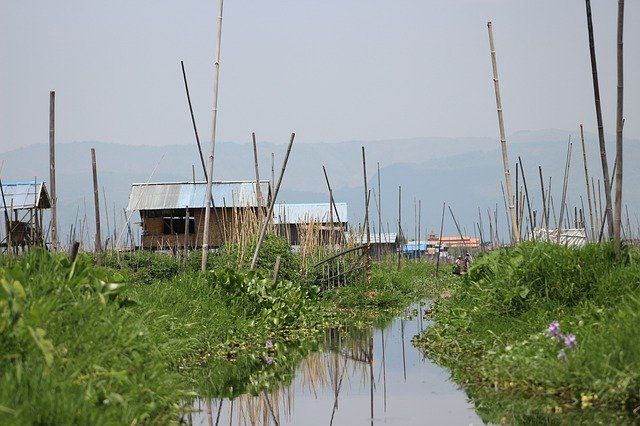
[1,180,51,252]
[126,180,270,250]
[426,231,480,249]
[349,232,399,260]
[273,202,348,247]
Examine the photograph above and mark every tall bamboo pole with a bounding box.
[49,91,58,251]
[362,147,371,283]
[181,61,207,180]
[250,133,295,270]
[435,202,445,277]
[397,186,402,271]
[377,162,383,250]
[518,157,535,242]
[487,22,518,244]
[585,0,614,239]
[613,0,625,255]
[201,0,225,271]
[91,148,102,261]
[579,124,596,240]
[557,140,573,243]
[252,132,263,210]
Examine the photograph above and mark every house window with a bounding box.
[163,217,195,235]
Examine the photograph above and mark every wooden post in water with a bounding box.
[49,91,59,251]
[487,22,518,244]
[201,0,225,271]
[91,148,102,262]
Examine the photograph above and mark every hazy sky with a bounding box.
[1,1,638,153]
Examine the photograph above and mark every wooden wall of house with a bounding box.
[140,207,264,250]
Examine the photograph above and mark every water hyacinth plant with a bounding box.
[547,320,577,360]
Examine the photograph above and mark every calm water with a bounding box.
[188,302,486,426]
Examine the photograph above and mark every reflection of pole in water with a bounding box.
[400,314,407,380]
[228,400,233,426]
[369,329,374,426]
[263,390,279,425]
[206,399,213,426]
[381,326,387,412]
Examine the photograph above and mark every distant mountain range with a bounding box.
[1,129,638,247]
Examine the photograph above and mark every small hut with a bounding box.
[126,180,270,250]
[1,180,52,252]
[273,202,348,249]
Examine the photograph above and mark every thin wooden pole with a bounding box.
[579,124,596,240]
[448,206,466,251]
[251,133,295,270]
[557,139,572,243]
[487,22,518,244]
[435,202,445,277]
[201,0,225,271]
[102,186,111,251]
[362,147,371,283]
[585,0,614,239]
[613,0,625,255]
[251,132,263,211]
[538,166,548,235]
[397,186,402,271]
[518,157,535,242]
[49,91,59,251]
[181,60,207,181]
[91,148,102,261]
[377,162,383,251]
[322,166,342,224]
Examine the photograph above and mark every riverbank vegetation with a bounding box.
[0,241,434,425]
[414,241,640,424]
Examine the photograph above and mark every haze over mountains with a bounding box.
[1,129,638,247]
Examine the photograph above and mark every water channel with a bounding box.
[188,302,486,425]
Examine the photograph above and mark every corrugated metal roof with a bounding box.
[126,181,270,211]
[0,181,51,210]
[272,202,348,225]
[347,232,398,244]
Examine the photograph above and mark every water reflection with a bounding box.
[188,303,483,425]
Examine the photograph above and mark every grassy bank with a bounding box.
[414,241,640,424]
[1,245,435,424]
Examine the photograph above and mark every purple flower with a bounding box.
[548,321,561,339]
[265,340,274,349]
[557,350,568,361]
[564,334,577,349]
[265,356,274,365]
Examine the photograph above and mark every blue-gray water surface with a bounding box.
[189,302,485,425]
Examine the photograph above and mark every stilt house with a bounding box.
[1,180,52,252]
[126,180,270,250]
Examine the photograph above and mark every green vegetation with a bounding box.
[414,241,640,424]
[0,243,434,424]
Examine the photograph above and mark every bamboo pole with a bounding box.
[518,157,535,241]
[557,140,573,243]
[361,147,371,283]
[585,0,614,239]
[435,202,445,277]
[613,0,625,255]
[201,0,225,271]
[448,206,466,251]
[91,149,102,261]
[102,187,111,251]
[579,124,596,240]
[397,186,402,271]
[251,133,263,212]
[49,91,59,251]
[538,166,548,234]
[180,61,207,181]
[487,22,518,244]
[250,133,295,270]
[377,162,383,255]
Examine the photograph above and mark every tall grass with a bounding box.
[414,241,640,422]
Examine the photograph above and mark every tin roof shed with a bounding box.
[0,181,51,210]
[126,181,270,211]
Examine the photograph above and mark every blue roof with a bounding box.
[0,180,51,210]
